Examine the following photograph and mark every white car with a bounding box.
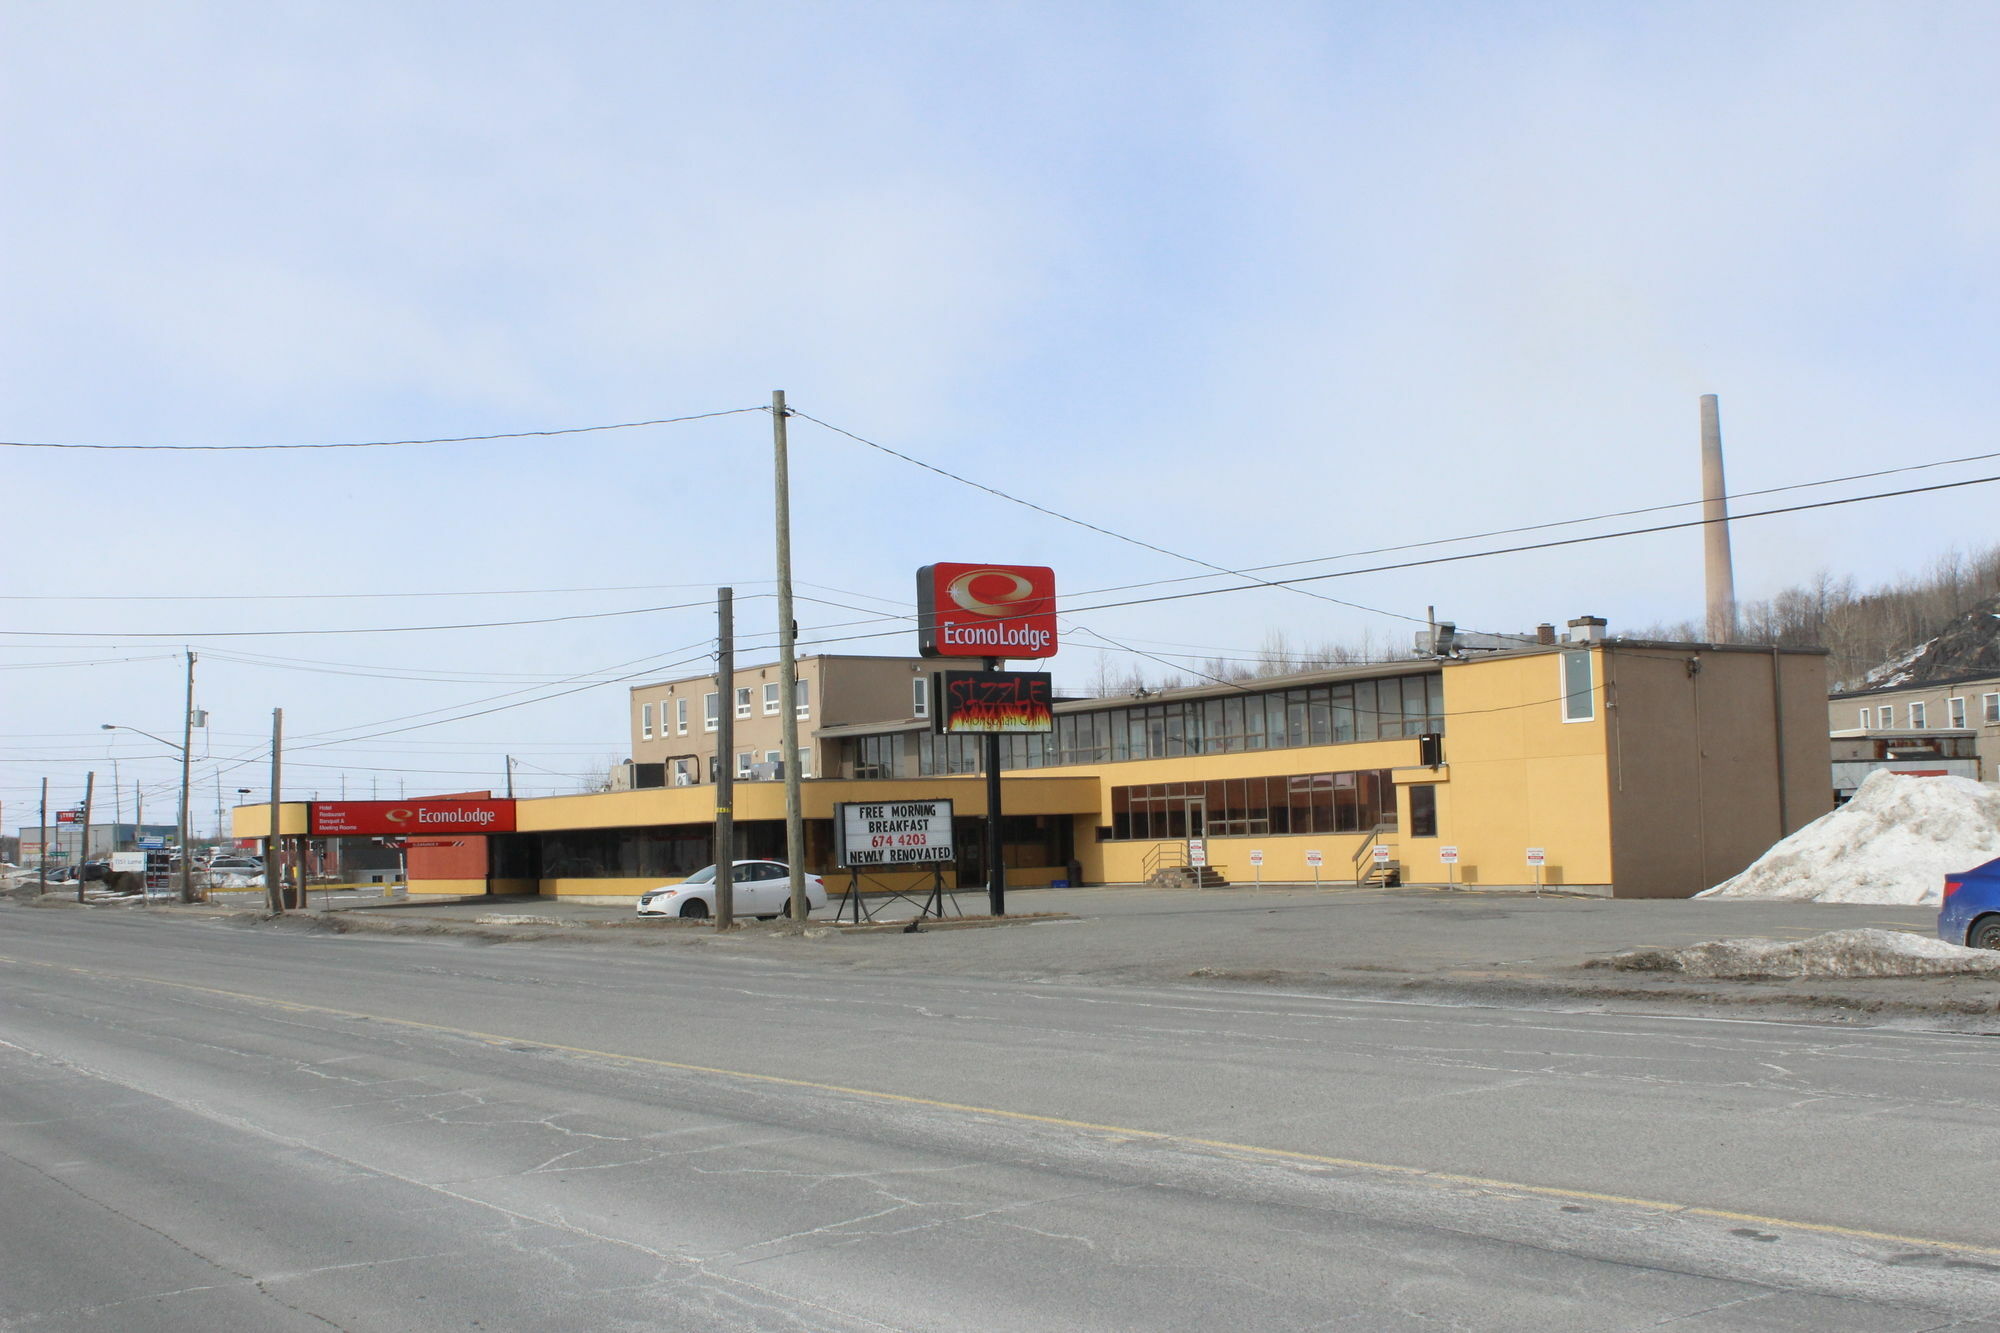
[636,861,827,920]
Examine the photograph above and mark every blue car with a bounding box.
[1939,857,2000,950]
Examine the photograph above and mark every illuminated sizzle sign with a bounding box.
[834,800,955,867]
[916,563,1058,659]
[309,799,517,837]
[934,671,1054,734]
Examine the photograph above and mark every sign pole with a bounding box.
[177,649,196,903]
[714,587,735,930]
[37,777,47,896]
[983,656,1006,916]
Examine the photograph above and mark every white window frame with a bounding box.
[794,679,811,719]
[796,746,812,777]
[640,702,653,740]
[1910,701,1928,728]
[1857,708,1869,729]
[1950,697,1967,728]
[735,686,753,719]
[736,750,754,777]
[912,676,929,718]
[763,682,780,715]
[1878,706,1895,729]
[676,698,688,734]
[1986,693,2000,725]
[704,692,719,732]
[1559,649,1595,723]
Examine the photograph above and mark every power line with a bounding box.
[2,406,763,451]
[0,596,746,640]
[790,409,1423,626]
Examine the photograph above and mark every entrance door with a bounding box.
[1181,796,1207,839]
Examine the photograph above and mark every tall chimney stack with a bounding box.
[1700,393,1737,642]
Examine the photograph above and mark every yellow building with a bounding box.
[235,625,1832,900]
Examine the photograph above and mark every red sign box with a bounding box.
[917,563,1058,659]
[309,799,515,837]
[934,670,1054,733]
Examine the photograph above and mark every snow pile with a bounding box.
[1698,771,2000,905]
[1594,928,2000,979]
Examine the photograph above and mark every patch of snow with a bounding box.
[1594,928,2000,979]
[1860,637,1935,689]
[1698,770,2000,904]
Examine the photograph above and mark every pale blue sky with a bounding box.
[5,1,1997,821]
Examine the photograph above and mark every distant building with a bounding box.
[1827,728,1981,802]
[1829,673,2000,781]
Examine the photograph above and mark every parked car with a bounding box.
[1940,858,2000,949]
[207,857,264,874]
[636,861,827,920]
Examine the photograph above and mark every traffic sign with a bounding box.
[1187,838,1207,868]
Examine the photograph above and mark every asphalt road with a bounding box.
[4,902,1999,1331]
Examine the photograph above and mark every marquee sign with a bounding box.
[934,670,1054,734]
[916,563,1058,659]
[309,799,516,837]
[834,799,955,868]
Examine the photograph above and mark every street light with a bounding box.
[101,722,194,903]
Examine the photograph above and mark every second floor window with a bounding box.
[795,679,811,719]
[736,687,753,718]
[640,703,653,739]
[704,692,719,731]
[1911,702,1928,728]
[676,698,688,733]
[913,676,929,718]
[1950,697,1967,728]
[764,682,780,714]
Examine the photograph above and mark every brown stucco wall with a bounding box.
[1605,645,1832,898]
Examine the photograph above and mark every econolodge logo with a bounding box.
[916,563,1058,659]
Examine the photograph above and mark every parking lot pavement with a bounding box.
[95,881,1982,1023]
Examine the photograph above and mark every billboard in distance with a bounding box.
[917,563,1058,659]
[934,670,1054,734]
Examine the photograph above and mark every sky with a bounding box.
[5,0,1998,831]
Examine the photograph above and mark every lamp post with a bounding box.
[101,722,195,902]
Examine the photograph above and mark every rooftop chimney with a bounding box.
[1568,616,1607,643]
[1536,623,1557,646]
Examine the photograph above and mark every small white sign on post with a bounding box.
[110,851,145,873]
[1371,844,1391,865]
[1248,847,1263,890]
[1248,849,1264,866]
[1305,849,1323,867]
[1439,845,1459,864]
[1526,847,1546,867]
[1187,838,1207,868]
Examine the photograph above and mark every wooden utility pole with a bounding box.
[37,777,47,895]
[505,755,516,799]
[772,390,808,921]
[76,770,95,904]
[713,587,735,930]
[265,708,285,915]
[178,650,197,902]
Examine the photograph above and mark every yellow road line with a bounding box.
[4,951,1995,1259]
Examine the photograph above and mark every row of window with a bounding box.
[1109,771,1403,840]
[641,682,811,740]
[843,673,1446,777]
[1857,693,2000,731]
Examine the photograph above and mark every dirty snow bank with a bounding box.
[1698,771,2000,905]
[1593,928,2000,979]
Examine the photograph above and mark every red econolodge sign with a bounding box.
[309,799,516,837]
[917,563,1058,659]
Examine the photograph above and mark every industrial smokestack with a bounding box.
[1700,393,1737,642]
